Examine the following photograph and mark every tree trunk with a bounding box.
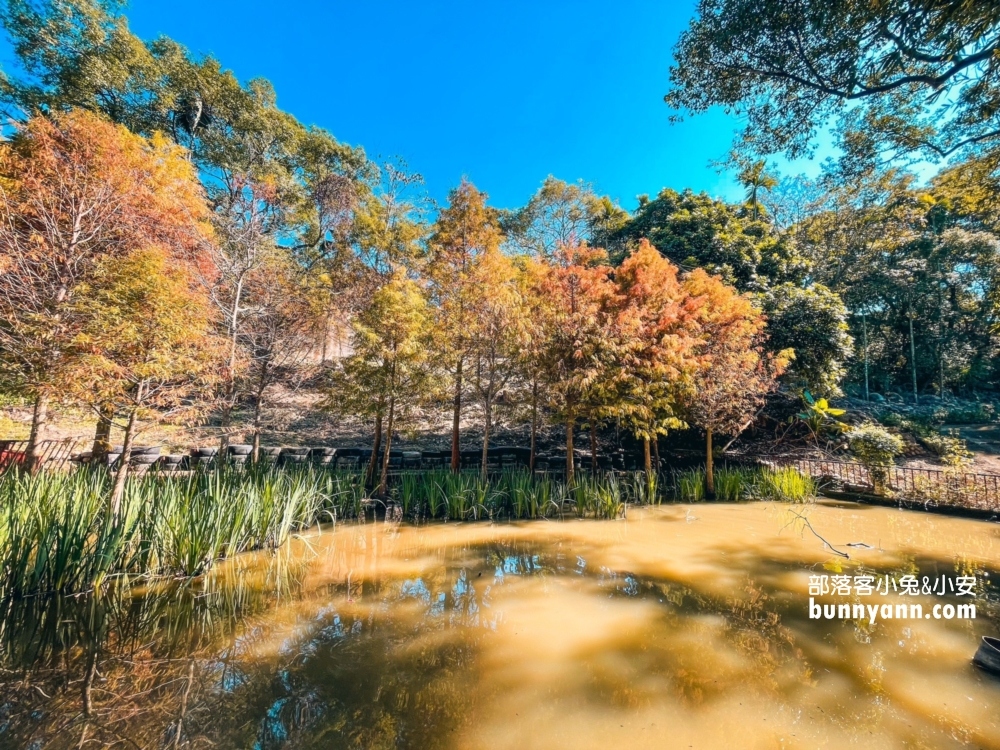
[379,396,395,498]
[450,358,463,473]
[250,392,263,464]
[91,403,115,465]
[643,438,652,476]
[529,380,538,472]
[480,400,491,479]
[590,419,598,475]
[251,380,265,463]
[705,429,715,499]
[862,313,870,401]
[909,306,918,405]
[218,383,235,456]
[220,279,245,456]
[565,419,575,487]
[366,415,383,488]
[109,408,138,516]
[26,392,49,473]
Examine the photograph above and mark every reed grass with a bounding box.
[669,465,815,503]
[0,462,816,597]
[674,468,706,502]
[0,465,363,596]
[752,466,815,503]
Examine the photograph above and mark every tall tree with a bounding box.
[0,109,211,468]
[612,240,700,476]
[426,180,504,472]
[534,244,620,486]
[238,257,324,460]
[667,0,1000,167]
[737,159,778,221]
[206,178,286,450]
[465,247,529,476]
[759,283,854,396]
[324,272,434,497]
[681,269,788,497]
[68,245,221,510]
[604,188,809,291]
[504,176,626,258]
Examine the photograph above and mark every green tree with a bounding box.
[69,246,222,510]
[426,180,504,472]
[604,188,809,291]
[667,0,1000,166]
[324,272,435,496]
[760,283,854,396]
[737,159,777,221]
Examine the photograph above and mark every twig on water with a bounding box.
[786,509,850,559]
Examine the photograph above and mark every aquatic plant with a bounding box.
[712,466,749,502]
[674,468,706,502]
[0,465,364,596]
[753,466,814,503]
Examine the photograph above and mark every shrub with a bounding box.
[939,402,996,425]
[919,430,974,467]
[878,411,905,428]
[846,423,904,494]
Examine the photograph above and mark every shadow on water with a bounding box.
[3,505,1000,748]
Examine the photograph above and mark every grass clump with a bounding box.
[753,466,814,503]
[0,465,362,597]
[674,468,706,502]
[670,465,814,503]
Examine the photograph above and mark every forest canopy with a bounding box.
[0,0,999,493]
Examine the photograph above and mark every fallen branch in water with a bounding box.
[786,509,850,559]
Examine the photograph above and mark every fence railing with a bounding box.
[777,457,1000,510]
[0,438,85,473]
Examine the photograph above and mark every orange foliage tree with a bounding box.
[612,240,701,475]
[681,269,789,497]
[465,246,529,476]
[534,244,621,486]
[0,109,211,467]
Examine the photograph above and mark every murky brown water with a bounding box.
[4,502,1000,749]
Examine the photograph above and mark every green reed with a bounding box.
[0,463,816,597]
[752,466,814,503]
[669,465,815,503]
[0,464,365,596]
[674,468,707,502]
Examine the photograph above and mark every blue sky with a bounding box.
[2,0,806,209]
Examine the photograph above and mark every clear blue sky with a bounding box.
[5,0,766,209]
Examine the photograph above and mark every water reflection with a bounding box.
[2,506,1000,748]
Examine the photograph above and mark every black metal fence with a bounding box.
[778,457,1000,510]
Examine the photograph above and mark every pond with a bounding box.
[3,502,1000,749]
